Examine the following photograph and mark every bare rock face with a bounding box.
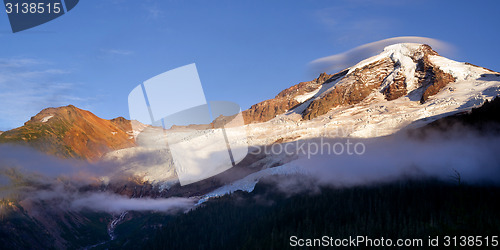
[110,116,134,133]
[242,98,300,124]
[242,72,335,124]
[0,105,136,161]
[301,44,458,120]
[303,58,394,120]
[415,47,456,103]
[383,71,407,101]
[420,67,456,103]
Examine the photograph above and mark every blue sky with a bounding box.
[0,0,499,130]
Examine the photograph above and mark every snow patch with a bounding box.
[197,162,305,205]
[429,55,489,81]
[40,115,54,123]
[294,87,321,103]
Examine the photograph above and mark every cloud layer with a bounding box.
[70,193,195,213]
[284,126,500,189]
[0,144,194,213]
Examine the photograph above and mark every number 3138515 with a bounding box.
[5,2,62,14]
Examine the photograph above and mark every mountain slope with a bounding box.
[75,43,500,188]
[0,105,136,160]
[302,44,457,119]
[243,44,498,125]
[242,72,340,123]
[242,43,500,146]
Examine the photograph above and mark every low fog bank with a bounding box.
[70,193,195,213]
[0,144,194,214]
[20,184,195,213]
[270,125,500,194]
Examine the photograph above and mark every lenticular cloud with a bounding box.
[309,36,454,73]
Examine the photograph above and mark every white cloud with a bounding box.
[0,58,42,68]
[101,49,134,56]
[141,0,163,20]
[144,5,163,19]
[70,193,195,213]
[0,58,86,130]
[309,36,455,73]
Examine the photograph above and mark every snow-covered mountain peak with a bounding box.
[347,43,435,75]
[242,43,499,129]
[239,43,500,145]
[384,42,423,52]
[383,43,432,57]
